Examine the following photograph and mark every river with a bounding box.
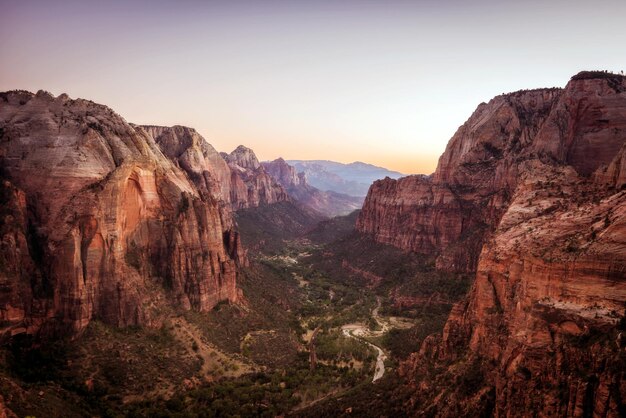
[340,298,388,382]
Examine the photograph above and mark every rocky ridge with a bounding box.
[287,159,404,197]
[357,72,626,416]
[0,91,242,340]
[262,158,362,217]
[221,146,290,209]
[358,73,626,272]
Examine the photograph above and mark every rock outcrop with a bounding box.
[0,90,242,340]
[141,125,233,204]
[358,72,626,273]
[261,158,306,189]
[263,158,362,217]
[369,72,626,416]
[222,146,289,209]
[287,159,404,197]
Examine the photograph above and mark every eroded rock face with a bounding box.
[358,75,626,273]
[141,125,233,204]
[222,146,289,209]
[0,90,241,340]
[386,73,626,416]
[261,158,306,189]
[404,161,626,417]
[262,158,362,217]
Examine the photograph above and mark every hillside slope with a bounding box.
[357,72,626,416]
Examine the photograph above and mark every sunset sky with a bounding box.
[2,0,625,174]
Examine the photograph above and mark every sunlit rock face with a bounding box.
[0,90,242,340]
[262,158,306,189]
[359,72,626,416]
[221,145,290,209]
[358,73,626,273]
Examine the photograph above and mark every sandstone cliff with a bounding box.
[222,146,290,209]
[372,72,626,416]
[262,158,362,217]
[358,73,626,273]
[0,90,242,340]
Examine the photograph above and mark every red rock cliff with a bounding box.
[222,146,290,209]
[262,158,362,217]
[386,72,626,416]
[358,74,626,273]
[0,90,241,340]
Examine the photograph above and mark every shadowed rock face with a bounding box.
[365,73,626,416]
[262,158,363,217]
[222,146,290,209]
[358,75,626,273]
[0,90,242,340]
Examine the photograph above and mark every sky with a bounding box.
[1,0,625,174]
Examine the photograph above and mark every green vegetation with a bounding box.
[235,201,323,254]
[125,355,368,417]
[0,206,473,417]
[571,70,625,81]
[315,330,374,364]
[382,315,447,360]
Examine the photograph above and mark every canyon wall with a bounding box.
[142,129,289,211]
[263,158,362,217]
[0,90,242,340]
[222,146,290,209]
[358,73,626,273]
[357,87,564,271]
[377,72,626,416]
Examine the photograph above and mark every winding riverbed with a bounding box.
[340,298,389,382]
[341,324,387,382]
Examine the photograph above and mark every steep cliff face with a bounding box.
[0,90,241,340]
[261,158,306,189]
[403,161,626,417]
[387,73,626,416]
[358,74,626,273]
[141,125,233,204]
[262,158,362,217]
[222,146,289,209]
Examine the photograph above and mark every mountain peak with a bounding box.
[228,145,260,170]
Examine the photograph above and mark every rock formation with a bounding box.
[262,158,362,217]
[0,90,242,341]
[261,158,307,189]
[358,72,626,416]
[141,125,233,204]
[222,146,290,209]
[287,159,404,197]
[358,72,626,273]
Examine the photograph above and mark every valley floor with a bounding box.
[0,212,471,417]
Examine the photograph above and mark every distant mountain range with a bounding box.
[286,160,404,197]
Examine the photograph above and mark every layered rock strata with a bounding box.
[358,73,626,273]
[222,146,289,209]
[263,158,362,217]
[371,72,626,416]
[0,90,241,340]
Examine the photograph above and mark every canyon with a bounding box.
[0,71,623,417]
[0,91,365,342]
[357,71,626,416]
